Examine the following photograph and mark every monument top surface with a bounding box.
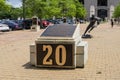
[41,23,76,37]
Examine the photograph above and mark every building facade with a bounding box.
[80,0,120,19]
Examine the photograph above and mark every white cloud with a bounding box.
[7,0,22,8]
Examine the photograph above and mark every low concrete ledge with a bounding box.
[30,43,35,65]
[76,41,88,68]
[76,41,88,55]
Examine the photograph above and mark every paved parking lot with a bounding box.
[0,22,120,80]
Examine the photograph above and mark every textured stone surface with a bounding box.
[76,41,88,55]
[41,24,76,37]
[31,25,40,31]
[30,44,35,65]
[0,22,120,80]
[76,41,88,68]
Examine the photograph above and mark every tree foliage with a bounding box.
[0,0,10,11]
[0,0,87,19]
[75,0,86,18]
[10,8,22,19]
[58,0,76,17]
[24,0,86,19]
[0,0,11,19]
[113,3,120,18]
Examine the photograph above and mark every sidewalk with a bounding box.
[0,22,120,80]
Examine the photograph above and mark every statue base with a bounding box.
[31,25,40,32]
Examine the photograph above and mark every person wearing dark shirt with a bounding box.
[111,19,114,28]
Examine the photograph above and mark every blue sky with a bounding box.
[6,0,22,8]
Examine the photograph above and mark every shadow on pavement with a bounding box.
[22,62,75,70]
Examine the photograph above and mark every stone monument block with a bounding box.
[76,41,88,68]
[30,23,88,68]
[31,16,40,31]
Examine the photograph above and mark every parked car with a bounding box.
[55,18,63,23]
[1,20,23,30]
[22,19,32,29]
[11,20,24,29]
[67,19,75,24]
[0,23,10,32]
[47,19,60,24]
[41,20,50,28]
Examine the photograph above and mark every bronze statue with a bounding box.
[82,15,99,38]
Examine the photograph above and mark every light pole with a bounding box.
[22,0,25,20]
[22,0,26,29]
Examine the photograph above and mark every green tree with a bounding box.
[44,0,61,18]
[21,0,87,19]
[113,3,120,18]
[58,0,76,17]
[75,0,86,18]
[10,7,22,19]
[0,0,11,19]
[0,0,10,11]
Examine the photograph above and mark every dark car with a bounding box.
[22,19,32,29]
[1,20,23,30]
[67,19,75,24]
[47,19,60,24]
[11,20,24,28]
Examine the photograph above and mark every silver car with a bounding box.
[0,23,10,32]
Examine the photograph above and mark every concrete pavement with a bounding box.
[0,22,120,80]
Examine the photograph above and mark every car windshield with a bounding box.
[8,21,16,23]
[5,21,18,25]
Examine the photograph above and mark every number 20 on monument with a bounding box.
[36,44,74,67]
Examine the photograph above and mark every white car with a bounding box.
[0,23,10,32]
